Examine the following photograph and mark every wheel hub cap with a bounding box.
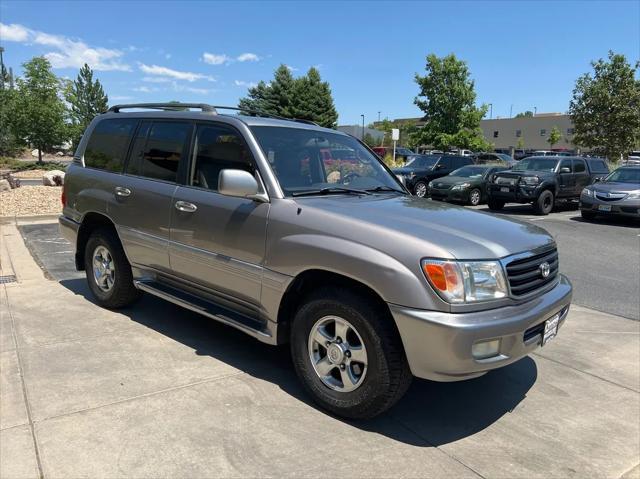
[327,343,346,364]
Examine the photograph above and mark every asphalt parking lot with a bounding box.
[1,209,639,478]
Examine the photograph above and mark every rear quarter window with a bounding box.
[84,119,138,172]
[588,159,610,173]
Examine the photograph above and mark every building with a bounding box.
[337,125,385,142]
[480,113,575,151]
[379,113,579,152]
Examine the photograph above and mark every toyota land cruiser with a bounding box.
[60,103,572,418]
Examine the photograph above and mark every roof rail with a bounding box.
[108,103,217,113]
[212,106,319,126]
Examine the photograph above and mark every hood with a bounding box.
[432,175,482,187]
[590,182,640,194]
[294,195,554,260]
[392,167,431,175]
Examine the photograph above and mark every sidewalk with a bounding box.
[1,221,639,478]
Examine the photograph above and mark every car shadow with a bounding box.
[59,277,538,447]
[473,202,579,217]
[569,215,640,228]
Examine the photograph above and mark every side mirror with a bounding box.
[593,177,602,183]
[218,169,266,202]
[560,167,571,173]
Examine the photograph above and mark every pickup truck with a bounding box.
[487,156,610,214]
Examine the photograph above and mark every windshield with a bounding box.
[405,155,438,168]
[604,168,640,184]
[450,166,490,178]
[396,148,414,156]
[513,157,559,172]
[496,154,514,162]
[250,126,402,196]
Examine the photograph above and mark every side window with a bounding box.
[558,159,573,173]
[126,121,191,182]
[190,124,255,191]
[573,159,586,173]
[439,157,452,169]
[459,156,473,168]
[84,119,137,172]
[590,160,609,173]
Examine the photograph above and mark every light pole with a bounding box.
[361,114,365,141]
[377,111,381,122]
[534,106,537,116]
[488,103,493,119]
[510,104,513,118]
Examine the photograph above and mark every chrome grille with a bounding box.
[505,247,559,297]
[495,176,518,186]
[595,192,627,202]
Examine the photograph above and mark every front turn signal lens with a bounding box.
[422,260,465,303]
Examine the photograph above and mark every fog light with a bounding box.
[472,339,501,360]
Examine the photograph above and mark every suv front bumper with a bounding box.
[389,274,572,381]
[487,183,540,203]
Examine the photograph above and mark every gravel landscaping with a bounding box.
[12,169,48,179]
[0,185,62,217]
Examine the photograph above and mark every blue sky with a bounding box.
[1,1,638,126]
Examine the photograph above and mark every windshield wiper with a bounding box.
[365,186,406,194]
[292,187,371,197]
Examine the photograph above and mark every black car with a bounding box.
[393,154,475,197]
[487,156,610,215]
[429,164,510,206]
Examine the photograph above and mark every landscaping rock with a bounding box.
[56,151,64,156]
[0,179,11,192]
[0,171,20,188]
[31,149,39,158]
[43,170,65,186]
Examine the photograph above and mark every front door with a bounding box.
[169,122,269,306]
[557,159,574,197]
[572,158,590,194]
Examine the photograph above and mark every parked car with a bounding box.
[487,156,610,214]
[428,164,509,206]
[623,151,640,166]
[372,146,415,163]
[393,154,475,197]
[580,166,640,220]
[474,152,517,167]
[447,149,474,156]
[59,102,572,419]
[533,150,572,157]
[514,149,534,161]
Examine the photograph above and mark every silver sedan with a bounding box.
[580,166,640,220]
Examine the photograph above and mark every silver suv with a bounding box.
[59,103,572,418]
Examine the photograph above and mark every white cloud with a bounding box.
[142,76,172,83]
[132,86,157,93]
[0,22,130,71]
[139,63,215,82]
[111,95,134,101]
[285,65,298,72]
[202,53,231,65]
[234,80,257,88]
[0,23,29,41]
[237,53,259,62]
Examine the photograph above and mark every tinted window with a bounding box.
[438,157,452,169]
[589,159,610,173]
[406,155,438,168]
[558,159,573,173]
[454,156,472,168]
[573,159,586,173]
[84,119,137,172]
[126,121,191,182]
[604,168,640,184]
[190,124,255,191]
[513,158,559,172]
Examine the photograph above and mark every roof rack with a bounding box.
[107,102,319,126]
[108,103,217,113]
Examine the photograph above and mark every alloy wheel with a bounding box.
[92,245,115,292]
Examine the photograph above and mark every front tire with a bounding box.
[488,198,505,210]
[413,181,428,198]
[468,188,482,206]
[534,190,554,215]
[84,228,140,309]
[290,288,412,419]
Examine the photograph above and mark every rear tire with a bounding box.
[84,228,140,309]
[290,287,412,419]
[487,198,505,210]
[581,210,597,220]
[534,190,554,215]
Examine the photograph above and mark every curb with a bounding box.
[0,214,60,225]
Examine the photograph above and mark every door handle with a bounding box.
[175,201,197,213]
[115,186,131,197]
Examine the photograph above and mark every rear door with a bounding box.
[572,158,590,194]
[109,120,192,272]
[168,122,269,306]
[433,156,452,178]
[557,159,574,197]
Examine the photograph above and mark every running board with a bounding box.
[134,280,272,340]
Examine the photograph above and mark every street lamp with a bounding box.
[377,111,381,122]
[488,103,493,119]
[361,114,365,140]
[534,106,537,116]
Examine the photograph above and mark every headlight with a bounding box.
[581,188,593,197]
[521,176,540,186]
[628,191,640,199]
[421,259,508,303]
[408,172,416,179]
[451,182,471,190]
[427,181,433,189]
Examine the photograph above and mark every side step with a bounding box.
[134,280,272,341]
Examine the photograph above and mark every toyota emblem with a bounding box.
[539,262,551,278]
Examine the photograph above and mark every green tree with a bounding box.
[515,110,534,118]
[238,65,338,128]
[0,87,20,156]
[65,63,109,149]
[414,53,490,151]
[547,126,562,149]
[12,57,68,163]
[569,51,640,161]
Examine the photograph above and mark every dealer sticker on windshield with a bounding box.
[542,313,560,346]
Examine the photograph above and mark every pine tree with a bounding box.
[12,57,68,163]
[238,65,295,118]
[65,63,108,148]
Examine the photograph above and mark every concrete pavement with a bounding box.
[1,221,639,478]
